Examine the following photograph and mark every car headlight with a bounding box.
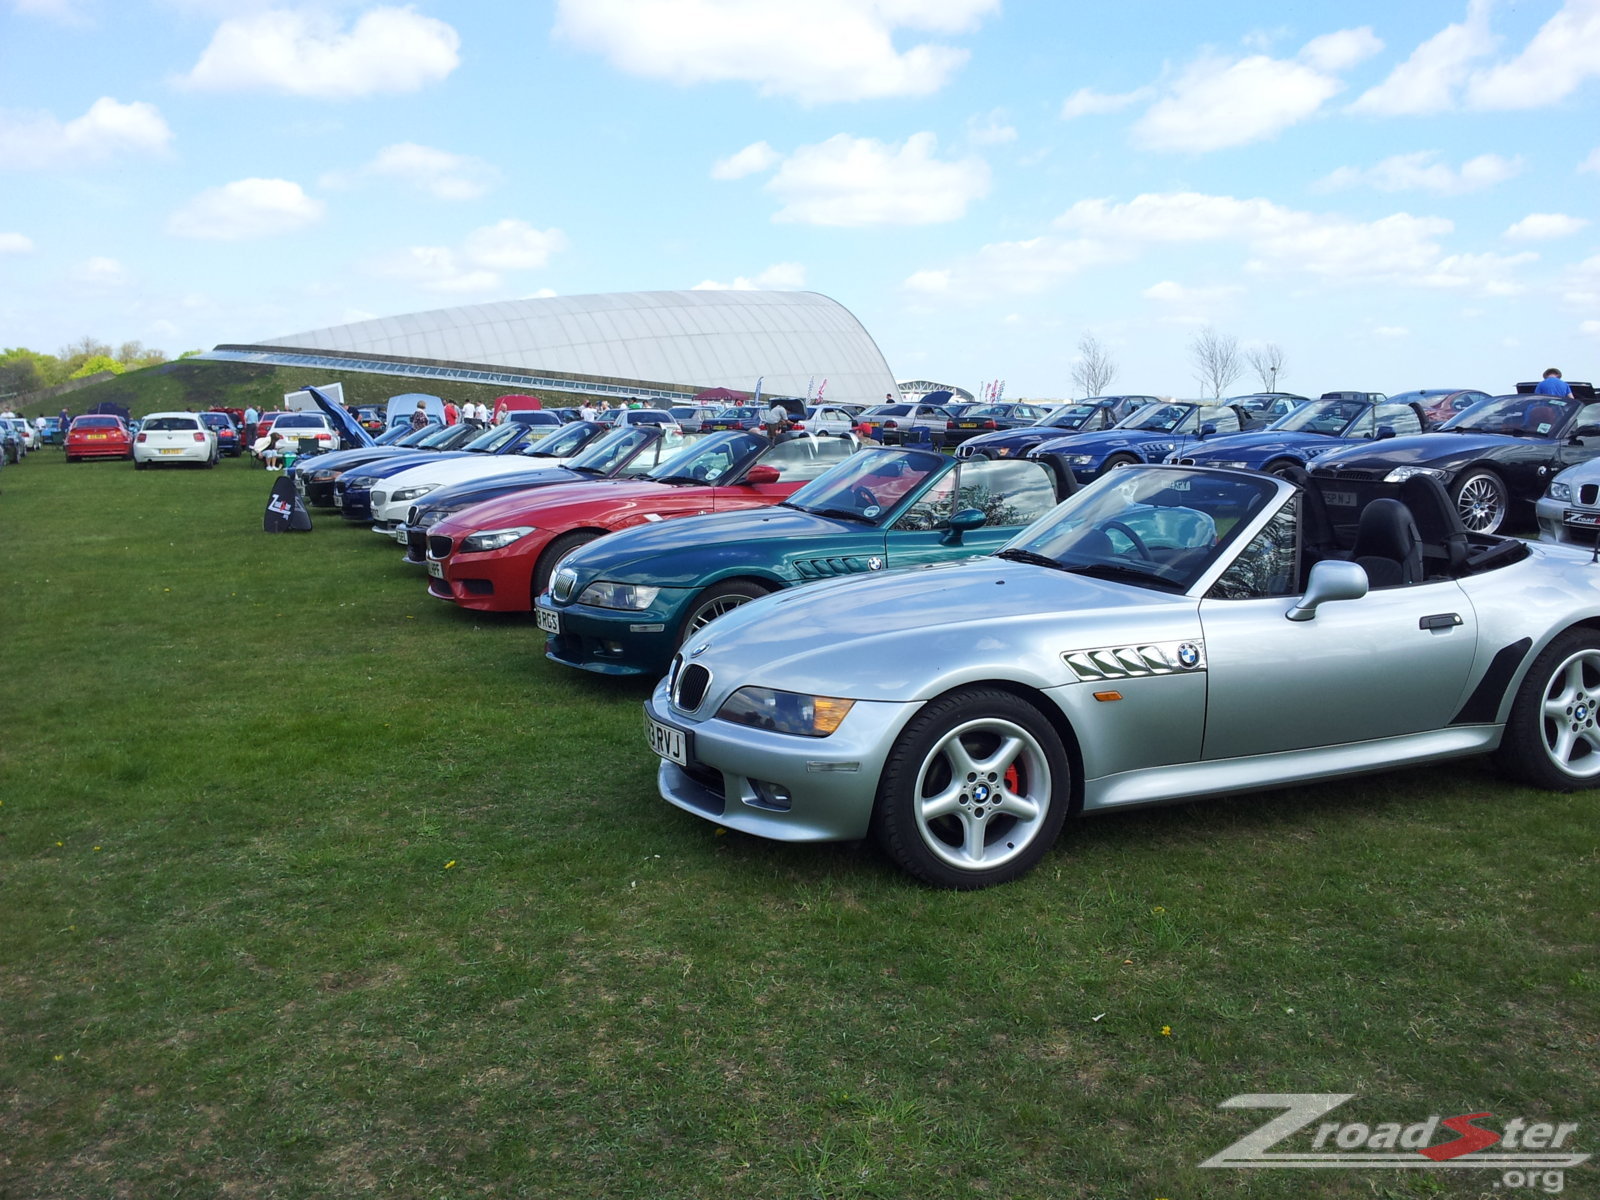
[417,508,455,528]
[390,485,436,503]
[345,475,377,489]
[577,580,662,610]
[310,468,340,482]
[1548,481,1573,502]
[1211,460,1250,470]
[716,687,855,738]
[460,526,535,553]
[1064,454,1096,466]
[1383,466,1450,484]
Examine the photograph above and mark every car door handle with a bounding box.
[1419,613,1463,630]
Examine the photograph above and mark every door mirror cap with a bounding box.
[1286,558,1369,621]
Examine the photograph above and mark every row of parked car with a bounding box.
[277,383,1600,891]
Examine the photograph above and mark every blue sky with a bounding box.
[1,0,1596,398]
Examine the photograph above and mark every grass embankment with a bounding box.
[2,451,1596,1198]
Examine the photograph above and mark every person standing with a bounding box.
[58,406,70,444]
[579,401,597,421]
[409,401,429,431]
[763,400,790,441]
[243,404,259,447]
[443,400,459,425]
[1535,368,1572,398]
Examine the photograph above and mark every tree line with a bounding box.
[1069,330,1287,400]
[0,337,203,398]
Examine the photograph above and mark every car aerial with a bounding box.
[364,420,611,533]
[641,460,1600,888]
[1029,400,1260,481]
[856,402,960,446]
[955,397,1153,461]
[1390,388,1494,427]
[133,411,218,469]
[335,421,549,524]
[1228,392,1312,424]
[198,411,242,457]
[1169,397,1429,476]
[539,447,1076,678]
[397,426,712,563]
[65,414,133,461]
[1311,384,1600,535]
[426,430,858,612]
[940,402,1058,448]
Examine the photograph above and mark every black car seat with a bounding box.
[1351,498,1423,587]
[1397,474,1469,575]
[1274,464,1341,570]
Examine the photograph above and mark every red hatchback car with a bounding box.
[425,431,856,613]
[65,414,133,461]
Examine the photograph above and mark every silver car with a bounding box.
[1535,458,1600,545]
[646,464,1600,888]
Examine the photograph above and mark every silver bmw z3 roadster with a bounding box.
[645,463,1600,888]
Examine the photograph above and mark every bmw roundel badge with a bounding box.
[689,643,709,658]
[1176,642,1200,669]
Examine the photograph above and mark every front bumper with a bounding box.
[336,486,375,522]
[540,592,690,677]
[645,678,914,843]
[1534,495,1600,544]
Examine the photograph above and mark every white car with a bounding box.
[133,412,217,468]
[267,411,342,456]
[1,417,36,453]
[801,404,862,435]
[369,421,608,534]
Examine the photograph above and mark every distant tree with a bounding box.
[178,349,204,359]
[1247,343,1286,391]
[70,355,126,380]
[58,336,113,379]
[0,347,53,395]
[1190,327,1243,399]
[1071,333,1118,398]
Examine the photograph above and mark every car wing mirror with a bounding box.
[1198,422,1217,438]
[1376,425,1396,439]
[940,507,987,546]
[1286,559,1368,622]
[743,463,781,485]
[1570,425,1600,442]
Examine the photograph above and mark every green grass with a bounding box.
[3,452,1596,1199]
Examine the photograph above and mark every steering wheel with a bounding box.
[1099,519,1154,560]
[852,486,879,510]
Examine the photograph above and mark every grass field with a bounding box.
[2,449,1596,1199]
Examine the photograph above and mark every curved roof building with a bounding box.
[207,289,899,407]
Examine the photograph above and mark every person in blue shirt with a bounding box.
[243,404,260,445]
[1535,368,1572,397]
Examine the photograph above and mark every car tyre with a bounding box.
[873,688,1070,889]
[1492,629,1600,791]
[532,531,597,602]
[1453,469,1507,534]
[134,458,147,471]
[1102,452,1139,471]
[1264,459,1301,478]
[679,580,768,644]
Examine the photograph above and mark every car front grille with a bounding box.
[673,663,712,713]
[1582,484,1599,506]
[427,534,454,559]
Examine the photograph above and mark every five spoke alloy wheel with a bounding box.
[1494,629,1600,790]
[874,688,1070,888]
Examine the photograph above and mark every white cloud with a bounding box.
[368,219,567,293]
[692,262,806,290]
[166,178,324,240]
[1060,86,1151,119]
[1349,0,1496,115]
[1131,29,1381,152]
[1468,0,1600,109]
[461,219,566,270]
[965,109,1016,145]
[1505,213,1590,240]
[321,143,497,200]
[1143,280,1243,305]
[71,256,126,287]
[1562,252,1600,309]
[552,0,998,104]
[1582,319,1600,336]
[1415,250,1538,295]
[1314,151,1522,194]
[1581,148,1600,173]
[0,96,172,169]
[711,141,780,180]
[0,232,34,253]
[766,132,988,226]
[179,7,460,98]
[13,0,90,24]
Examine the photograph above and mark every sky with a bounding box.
[1,0,1597,399]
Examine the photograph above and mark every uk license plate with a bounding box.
[160,448,183,455]
[333,492,344,506]
[535,606,560,634]
[1323,490,1357,508]
[426,560,443,578]
[647,715,689,765]
[1563,509,1600,529]
[960,422,978,428]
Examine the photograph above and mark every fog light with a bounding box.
[747,779,792,811]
